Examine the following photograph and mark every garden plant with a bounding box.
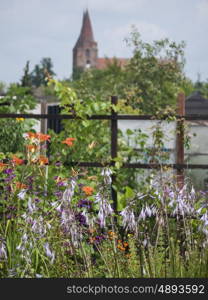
[0,126,208,278]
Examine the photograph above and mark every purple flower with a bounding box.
[75,212,87,226]
[6,186,12,192]
[120,207,137,232]
[7,205,16,211]
[78,199,92,209]
[62,178,77,204]
[54,191,63,198]
[95,192,113,228]
[3,168,13,175]
[55,161,62,167]
[94,235,106,244]
[57,181,67,187]
[4,174,16,182]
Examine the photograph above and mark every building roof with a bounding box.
[74,9,95,48]
[96,57,129,70]
[185,91,208,115]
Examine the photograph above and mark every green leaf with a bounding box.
[125,186,135,199]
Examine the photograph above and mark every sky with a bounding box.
[0,0,208,85]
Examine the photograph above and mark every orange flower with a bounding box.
[0,162,7,170]
[25,132,50,143]
[16,182,28,190]
[123,242,129,248]
[117,244,126,251]
[117,240,129,252]
[62,138,76,147]
[36,133,51,142]
[12,155,24,165]
[82,186,94,196]
[26,132,37,139]
[26,144,37,152]
[108,231,117,240]
[38,156,49,166]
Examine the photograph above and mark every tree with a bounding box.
[0,81,6,94]
[47,29,195,196]
[21,61,32,87]
[194,74,208,98]
[30,57,56,87]
[70,29,191,115]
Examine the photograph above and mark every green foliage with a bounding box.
[2,84,36,113]
[21,61,32,88]
[69,28,192,115]
[0,84,37,153]
[0,82,6,94]
[20,57,56,88]
[194,78,208,98]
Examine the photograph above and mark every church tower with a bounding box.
[73,9,98,77]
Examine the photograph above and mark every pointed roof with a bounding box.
[74,9,95,48]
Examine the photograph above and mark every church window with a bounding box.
[86,49,90,58]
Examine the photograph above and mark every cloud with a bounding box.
[197,0,208,18]
[88,0,145,13]
[0,0,208,83]
[99,21,167,57]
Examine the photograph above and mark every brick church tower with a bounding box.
[73,9,98,76]
[73,10,128,78]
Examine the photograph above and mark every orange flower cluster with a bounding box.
[26,132,37,139]
[62,138,76,147]
[12,155,24,165]
[117,240,129,252]
[38,156,49,166]
[0,162,7,170]
[82,186,94,196]
[16,182,28,190]
[37,133,51,142]
[26,132,51,142]
[108,231,118,240]
[26,144,37,152]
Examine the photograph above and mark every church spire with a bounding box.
[73,9,98,77]
[75,9,95,47]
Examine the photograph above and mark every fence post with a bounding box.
[176,92,185,189]
[111,96,118,212]
[41,101,47,134]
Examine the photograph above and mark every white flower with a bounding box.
[101,168,112,184]
[17,189,27,200]
[96,192,113,228]
[28,197,36,213]
[0,242,7,260]
[120,207,137,232]
[44,243,55,264]
[62,178,77,204]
